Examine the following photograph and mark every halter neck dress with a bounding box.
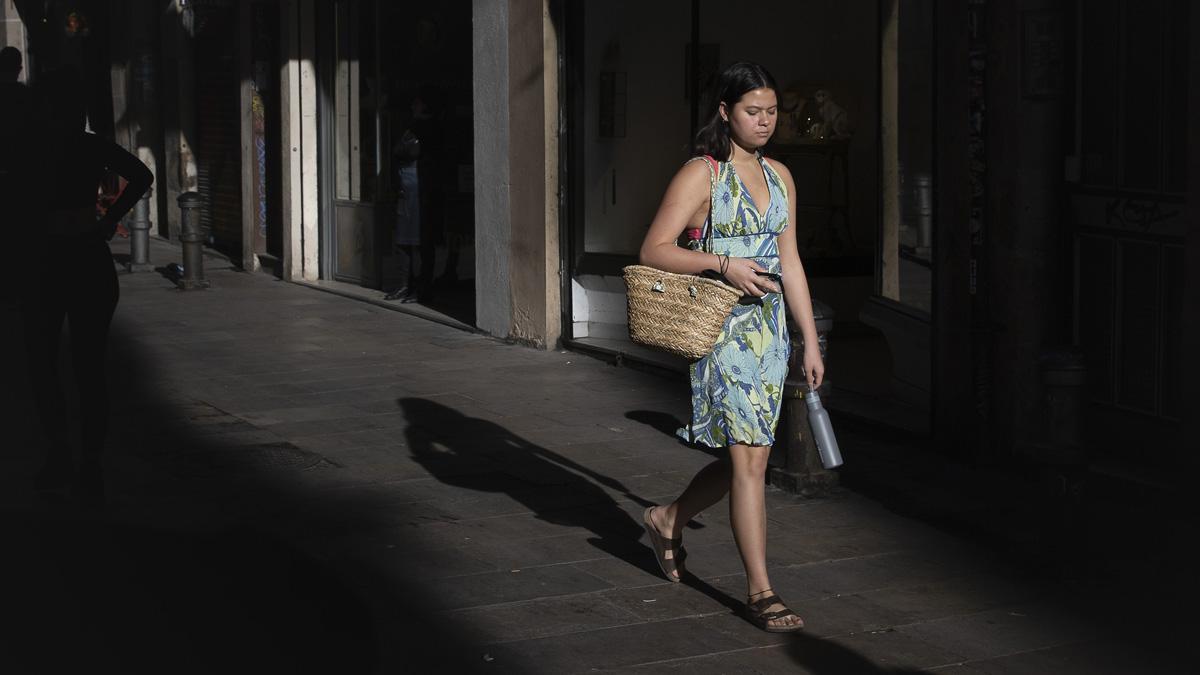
[677,154,791,448]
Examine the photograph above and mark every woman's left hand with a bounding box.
[803,345,824,390]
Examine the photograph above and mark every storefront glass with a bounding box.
[567,0,883,324]
[322,0,476,324]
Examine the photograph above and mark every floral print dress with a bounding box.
[677,155,790,448]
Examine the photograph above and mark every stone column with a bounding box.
[879,0,901,302]
[507,0,561,348]
[473,0,562,347]
[472,0,513,337]
[280,0,318,281]
[238,0,259,273]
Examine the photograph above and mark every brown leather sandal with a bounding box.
[642,506,686,582]
[745,589,805,633]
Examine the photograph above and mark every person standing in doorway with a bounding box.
[386,110,423,303]
[21,67,153,505]
[386,84,445,303]
[637,62,824,632]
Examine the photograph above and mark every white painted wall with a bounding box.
[572,275,630,339]
[581,0,692,255]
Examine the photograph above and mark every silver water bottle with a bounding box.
[805,387,843,469]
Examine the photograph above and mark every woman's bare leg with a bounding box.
[649,444,801,626]
[654,457,731,540]
[728,443,802,628]
[727,444,771,594]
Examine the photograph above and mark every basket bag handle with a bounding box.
[692,154,719,255]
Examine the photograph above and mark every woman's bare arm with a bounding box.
[639,160,721,274]
[639,159,778,297]
[94,135,153,237]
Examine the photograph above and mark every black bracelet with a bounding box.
[719,253,730,276]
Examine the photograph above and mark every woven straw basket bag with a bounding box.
[623,157,740,361]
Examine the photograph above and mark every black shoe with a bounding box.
[384,286,414,301]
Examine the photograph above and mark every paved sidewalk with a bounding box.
[0,238,1187,674]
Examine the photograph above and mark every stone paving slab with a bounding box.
[928,639,1194,675]
[0,237,1184,673]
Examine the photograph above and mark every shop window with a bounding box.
[575,0,692,259]
[568,0,883,273]
[878,0,934,313]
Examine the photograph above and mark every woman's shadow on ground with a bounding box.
[401,399,933,674]
[398,397,671,577]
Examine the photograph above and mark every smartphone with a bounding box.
[738,271,781,305]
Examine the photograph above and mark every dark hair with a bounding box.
[693,62,778,161]
[0,46,21,72]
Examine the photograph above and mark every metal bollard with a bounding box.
[769,299,837,496]
[126,187,154,272]
[177,191,210,290]
[914,173,933,258]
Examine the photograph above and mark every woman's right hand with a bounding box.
[722,256,779,297]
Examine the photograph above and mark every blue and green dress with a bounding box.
[677,155,791,448]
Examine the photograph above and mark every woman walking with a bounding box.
[638,62,824,632]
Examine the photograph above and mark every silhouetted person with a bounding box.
[1,46,32,170]
[1,45,23,83]
[386,106,422,303]
[21,67,152,505]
